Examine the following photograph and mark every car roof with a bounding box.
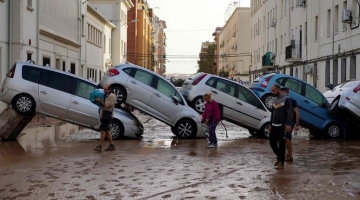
[17,61,97,85]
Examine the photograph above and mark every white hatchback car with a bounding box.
[0,61,144,139]
[99,62,205,139]
[180,73,271,138]
[324,80,360,121]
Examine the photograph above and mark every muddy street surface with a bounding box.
[1,111,360,200]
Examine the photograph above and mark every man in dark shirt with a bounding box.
[281,87,300,162]
[269,84,293,170]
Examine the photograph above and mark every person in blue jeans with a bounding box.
[201,92,221,148]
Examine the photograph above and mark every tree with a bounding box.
[170,77,185,87]
[197,44,215,74]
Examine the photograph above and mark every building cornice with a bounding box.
[122,0,134,9]
[87,4,116,28]
[39,26,81,48]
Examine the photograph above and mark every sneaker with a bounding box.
[274,162,284,170]
[274,158,280,166]
[94,145,102,152]
[285,155,293,162]
[207,143,216,148]
[105,144,116,151]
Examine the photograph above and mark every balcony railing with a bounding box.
[285,40,301,62]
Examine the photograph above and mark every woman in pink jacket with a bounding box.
[201,92,221,148]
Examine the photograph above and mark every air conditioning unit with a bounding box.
[304,65,313,74]
[291,40,296,47]
[297,0,306,7]
[342,10,352,23]
[270,20,276,28]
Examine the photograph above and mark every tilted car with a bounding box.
[180,72,271,138]
[324,80,360,122]
[249,73,347,139]
[0,61,143,139]
[99,62,205,139]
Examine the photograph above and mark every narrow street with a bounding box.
[1,111,360,199]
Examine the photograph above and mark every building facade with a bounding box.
[212,27,223,75]
[219,7,251,82]
[250,0,360,92]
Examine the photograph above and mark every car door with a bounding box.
[282,78,306,119]
[66,79,100,127]
[349,82,360,110]
[126,68,154,111]
[21,66,42,100]
[210,78,236,120]
[147,77,183,125]
[38,70,73,119]
[233,85,268,128]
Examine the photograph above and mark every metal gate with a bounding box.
[350,55,356,79]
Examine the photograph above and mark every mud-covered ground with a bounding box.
[1,111,360,200]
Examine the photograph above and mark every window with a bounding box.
[205,77,216,86]
[327,9,331,36]
[156,79,176,99]
[333,59,338,85]
[75,80,97,99]
[87,68,97,82]
[215,79,235,96]
[134,69,153,85]
[305,85,323,105]
[123,68,133,75]
[315,16,318,41]
[343,1,347,31]
[109,38,112,54]
[237,86,262,108]
[325,60,330,86]
[335,5,339,33]
[22,66,41,83]
[275,38,278,54]
[87,24,102,47]
[81,15,85,36]
[47,72,73,93]
[305,22,307,45]
[43,57,50,67]
[350,55,356,79]
[341,58,346,83]
[70,63,75,74]
[63,61,66,71]
[284,78,302,94]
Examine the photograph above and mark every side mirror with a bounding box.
[172,96,179,105]
[327,83,334,90]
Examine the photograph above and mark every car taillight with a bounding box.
[108,68,119,77]
[260,75,274,88]
[7,65,16,78]
[192,74,207,85]
[353,83,360,93]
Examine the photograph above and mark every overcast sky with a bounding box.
[147,0,250,75]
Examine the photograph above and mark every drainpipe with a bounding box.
[36,0,39,64]
[8,0,13,69]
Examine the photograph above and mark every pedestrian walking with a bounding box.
[269,84,293,169]
[201,92,221,148]
[94,84,116,152]
[281,87,300,162]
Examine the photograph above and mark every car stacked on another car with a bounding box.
[0,61,144,139]
[99,62,205,139]
[180,72,271,138]
[324,80,360,122]
[250,73,347,139]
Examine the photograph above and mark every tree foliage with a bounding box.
[197,44,215,74]
[218,68,229,78]
[170,77,185,87]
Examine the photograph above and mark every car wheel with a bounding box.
[324,123,343,139]
[258,123,271,138]
[12,94,35,115]
[262,94,274,110]
[329,97,340,115]
[111,86,126,105]
[247,129,257,136]
[175,119,197,139]
[109,120,124,140]
[192,97,206,114]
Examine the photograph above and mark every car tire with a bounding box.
[248,129,258,136]
[262,94,274,110]
[324,123,343,139]
[12,94,36,116]
[329,97,340,115]
[171,126,178,136]
[174,119,197,139]
[258,122,271,138]
[109,120,124,140]
[111,86,126,105]
[192,97,206,114]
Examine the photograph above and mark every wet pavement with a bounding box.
[1,111,360,199]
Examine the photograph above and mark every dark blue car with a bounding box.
[249,73,347,139]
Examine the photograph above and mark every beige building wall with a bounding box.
[219,7,251,82]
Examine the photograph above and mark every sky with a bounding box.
[147,0,250,75]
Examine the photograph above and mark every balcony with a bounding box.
[262,52,273,67]
[285,40,301,63]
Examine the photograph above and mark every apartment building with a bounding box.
[212,27,223,75]
[157,19,167,76]
[250,0,360,92]
[219,7,251,82]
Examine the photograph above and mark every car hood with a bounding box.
[113,108,143,127]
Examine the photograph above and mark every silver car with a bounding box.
[180,73,271,138]
[99,62,205,139]
[324,80,360,121]
[0,61,143,139]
